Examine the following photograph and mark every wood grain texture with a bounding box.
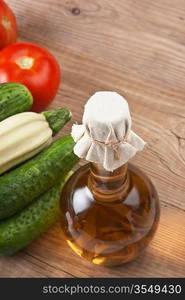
[0,0,185,278]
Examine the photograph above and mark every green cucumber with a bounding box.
[0,173,72,256]
[43,108,72,136]
[0,136,79,220]
[0,82,33,121]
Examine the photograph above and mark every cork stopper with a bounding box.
[72,91,146,171]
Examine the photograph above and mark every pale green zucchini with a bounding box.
[0,108,71,175]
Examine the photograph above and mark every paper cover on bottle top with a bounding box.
[71,91,146,171]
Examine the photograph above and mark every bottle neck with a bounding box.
[88,162,129,203]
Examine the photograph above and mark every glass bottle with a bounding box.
[60,161,160,266]
[60,91,160,266]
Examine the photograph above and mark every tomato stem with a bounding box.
[16,57,35,70]
[2,17,11,29]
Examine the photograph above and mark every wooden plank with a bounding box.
[0,0,184,277]
[0,251,73,278]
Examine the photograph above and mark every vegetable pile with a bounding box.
[0,82,79,255]
[0,1,61,112]
[0,1,73,255]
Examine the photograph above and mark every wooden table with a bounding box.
[0,0,185,278]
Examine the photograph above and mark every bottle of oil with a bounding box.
[60,91,160,266]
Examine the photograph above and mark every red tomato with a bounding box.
[0,42,61,111]
[0,0,17,49]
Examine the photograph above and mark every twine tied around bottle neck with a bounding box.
[90,136,128,160]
